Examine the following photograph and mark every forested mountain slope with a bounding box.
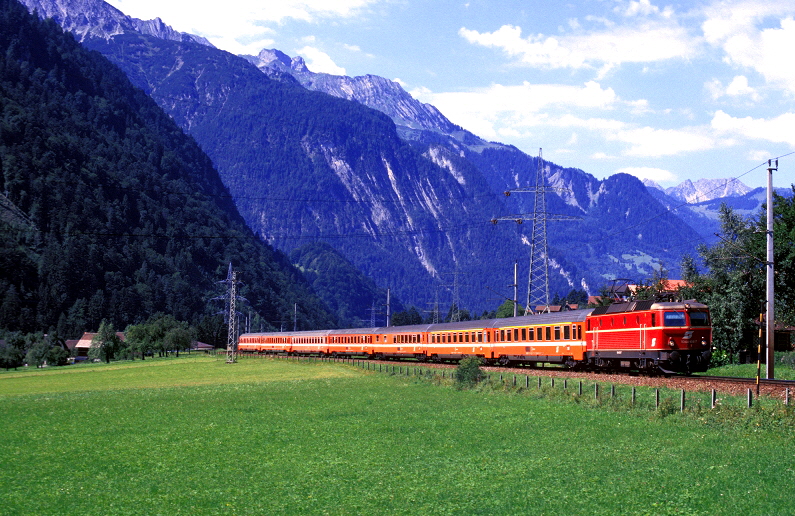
[21,0,710,319]
[0,0,335,336]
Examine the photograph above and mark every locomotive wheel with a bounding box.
[498,355,510,366]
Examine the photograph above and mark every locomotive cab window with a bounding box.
[663,312,687,326]
[689,312,710,326]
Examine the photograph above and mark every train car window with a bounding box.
[651,314,655,326]
[554,326,561,340]
[545,326,552,340]
[514,328,519,341]
[500,330,504,342]
[528,328,534,340]
[564,326,570,340]
[478,332,483,343]
[689,312,710,326]
[664,312,687,326]
[486,332,491,343]
[623,316,627,326]
[506,330,512,342]
[521,328,526,340]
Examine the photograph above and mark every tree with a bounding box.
[391,306,423,326]
[0,333,26,370]
[454,356,484,389]
[24,334,49,368]
[89,320,122,363]
[749,189,795,327]
[562,289,588,307]
[163,325,194,357]
[495,299,521,318]
[124,322,153,360]
[696,203,762,359]
[633,263,671,302]
[46,345,70,366]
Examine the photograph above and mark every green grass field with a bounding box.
[2,356,794,515]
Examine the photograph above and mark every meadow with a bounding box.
[2,355,794,515]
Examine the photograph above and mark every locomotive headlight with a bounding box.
[668,338,675,348]
[701,338,707,347]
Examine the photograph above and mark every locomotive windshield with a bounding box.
[689,312,710,326]
[663,312,687,326]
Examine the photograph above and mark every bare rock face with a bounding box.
[244,49,461,134]
[664,178,752,204]
[21,0,212,46]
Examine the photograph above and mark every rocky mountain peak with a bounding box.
[21,0,213,47]
[243,48,461,134]
[665,177,751,204]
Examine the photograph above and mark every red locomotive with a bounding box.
[238,301,712,374]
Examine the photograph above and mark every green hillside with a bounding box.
[0,0,335,336]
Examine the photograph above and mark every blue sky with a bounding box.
[106,0,795,190]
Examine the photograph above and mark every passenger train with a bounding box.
[238,300,713,374]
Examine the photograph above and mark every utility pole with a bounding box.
[512,261,519,317]
[386,288,391,327]
[766,159,776,379]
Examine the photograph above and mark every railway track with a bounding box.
[373,359,795,400]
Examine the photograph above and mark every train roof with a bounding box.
[241,329,332,338]
[239,309,597,340]
[589,300,708,315]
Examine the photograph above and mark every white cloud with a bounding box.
[725,75,757,98]
[706,75,760,101]
[618,0,661,17]
[459,15,696,70]
[610,126,719,157]
[616,166,677,183]
[711,110,795,146]
[702,2,795,93]
[413,81,619,138]
[748,150,773,162]
[296,46,347,75]
[106,0,377,55]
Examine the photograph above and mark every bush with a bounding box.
[454,357,484,389]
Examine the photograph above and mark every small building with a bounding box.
[190,341,214,352]
[73,332,126,357]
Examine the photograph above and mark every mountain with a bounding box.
[0,0,335,337]
[664,178,752,204]
[22,0,212,46]
[289,242,399,328]
[21,0,714,318]
[643,178,792,242]
[244,48,463,135]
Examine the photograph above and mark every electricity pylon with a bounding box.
[491,149,579,314]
